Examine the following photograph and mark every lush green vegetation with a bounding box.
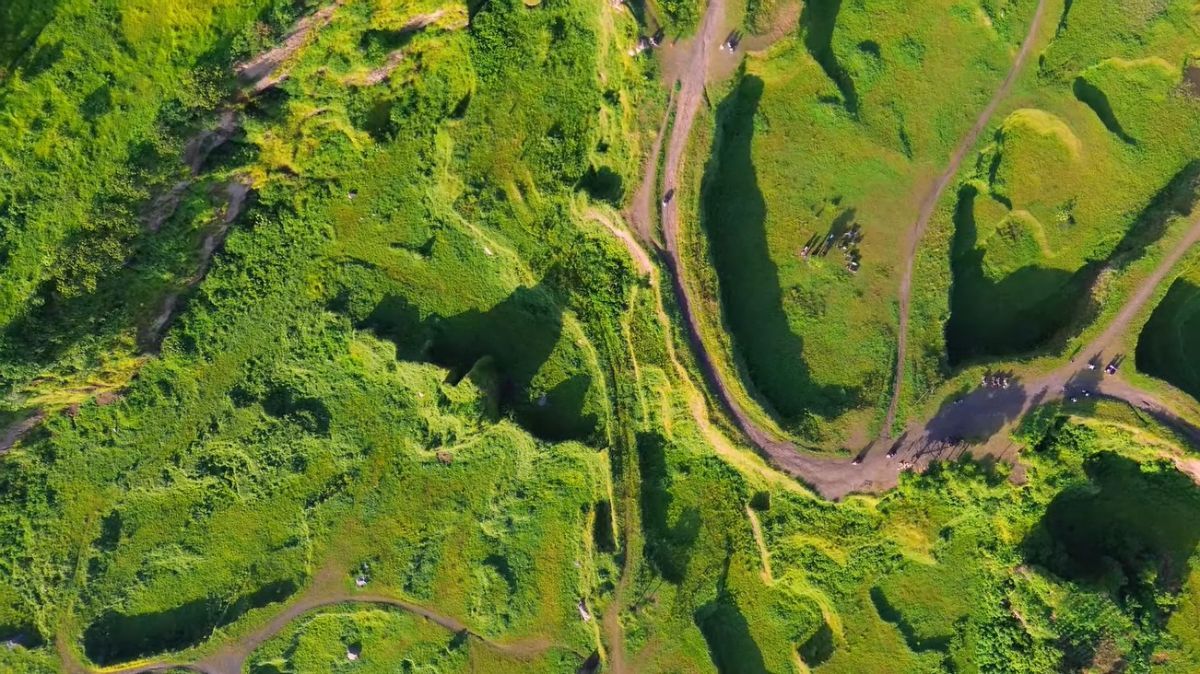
[944,0,1200,363]
[3,0,1200,673]
[247,604,586,672]
[0,0,644,668]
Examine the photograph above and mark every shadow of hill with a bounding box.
[945,184,1086,364]
[948,161,1200,365]
[921,377,1037,446]
[1136,279,1200,401]
[1073,77,1136,145]
[799,0,858,114]
[637,432,699,583]
[360,278,598,442]
[700,74,859,432]
[694,541,769,674]
[83,579,298,666]
[1023,450,1200,604]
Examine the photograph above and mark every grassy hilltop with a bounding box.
[1,0,1200,673]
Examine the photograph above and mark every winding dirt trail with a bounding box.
[628,90,675,246]
[883,0,1048,437]
[645,0,1200,499]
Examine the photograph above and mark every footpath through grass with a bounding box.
[942,0,1200,364]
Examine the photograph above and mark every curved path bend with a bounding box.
[644,0,1200,499]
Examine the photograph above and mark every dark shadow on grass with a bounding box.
[869,586,952,653]
[1055,0,1075,36]
[945,184,1092,365]
[637,432,699,583]
[1073,76,1136,145]
[949,160,1200,364]
[358,277,598,442]
[701,74,859,435]
[0,0,63,78]
[83,579,298,666]
[1136,279,1200,401]
[799,620,834,666]
[799,0,858,115]
[1022,450,1200,645]
[695,542,768,674]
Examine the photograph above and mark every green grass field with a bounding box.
[944,0,1200,363]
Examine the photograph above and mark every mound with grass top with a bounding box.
[944,0,1200,365]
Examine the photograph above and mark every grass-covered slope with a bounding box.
[0,0,643,669]
[3,0,1200,673]
[945,0,1200,363]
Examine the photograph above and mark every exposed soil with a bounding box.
[0,411,47,454]
[143,180,251,348]
[627,90,675,246]
[183,110,240,175]
[741,1,802,53]
[235,1,345,94]
[1185,65,1200,98]
[360,50,405,85]
[883,0,1049,439]
[62,563,559,674]
[587,210,653,275]
[746,506,774,583]
[144,110,241,233]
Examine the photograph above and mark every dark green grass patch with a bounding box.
[1136,277,1200,402]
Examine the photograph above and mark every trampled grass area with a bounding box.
[1136,267,1200,403]
[944,0,1200,364]
[697,0,1039,445]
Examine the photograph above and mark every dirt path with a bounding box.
[659,0,726,260]
[745,506,774,583]
[71,565,555,674]
[882,0,1049,438]
[588,209,654,275]
[235,1,345,94]
[645,0,1200,499]
[628,91,675,246]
